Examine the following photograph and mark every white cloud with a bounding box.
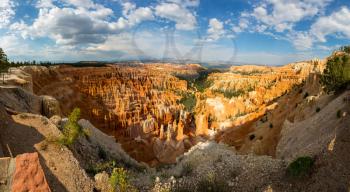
[155,3,197,30]
[289,32,313,50]
[311,6,350,43]
[207,18,225,42]
[0,0,15,28]
[10,1,154,46]
[232,18,249,33]
[36,0,55,8]
[62,0,96,9]
[165,0,200,7]
[250,0,331,33]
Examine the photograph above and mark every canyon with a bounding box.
[1,53,350,191]
[16,59,324,165]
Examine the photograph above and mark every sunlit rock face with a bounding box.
[22,59,324,165]
[25,63,201,165]
[195,60,326,156]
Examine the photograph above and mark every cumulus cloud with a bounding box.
[207,18,225,42]
[311,7,350,43]
[288,32,313,50]
[155,2,197,30]
[11,1,154,46]
[0,0,15,28]
[229,0,335,50]
[251,0,331,33]
[232,18,249,33]
[36,0,55,8]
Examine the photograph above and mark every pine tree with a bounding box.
[320,53,350,93]
[0,48,9,72]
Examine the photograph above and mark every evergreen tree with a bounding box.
[320,53,350,93]
[0,48,9,72]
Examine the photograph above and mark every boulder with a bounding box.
[41,96,61,118]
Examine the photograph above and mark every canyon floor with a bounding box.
[0,56,350,191]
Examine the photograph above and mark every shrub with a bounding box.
[320,53,350,93]
[181,162,193,176]
[58,108,88,146]
[286,156,314,178]
[303,92,309,99]
[197,174,230,192]
[337,110,342,118]
[109,168,130,192]
[249,134,255,141]
[98,146,107,160]
[316,107,321,113]
[339,45,350,54]
[269,123,273,129]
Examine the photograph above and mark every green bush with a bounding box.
[109,168,131,192]
[320,53,350,93]
[59,108,88,146]
[286,156,314,178]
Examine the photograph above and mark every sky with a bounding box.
[0,0,350,65]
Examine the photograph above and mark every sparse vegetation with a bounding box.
[180,93,196,112]
[58,108,89,146]
[231,69,266,76]
[337,110,342,118]
[286,156,314,178]
[339,45,350,54]
[181,162,193,176]
[214,88,246,99]
[109,168,130,192]
[320,48,350,93]
[98,146,107,160]
[196,173,230,192]
[316,107,321,113]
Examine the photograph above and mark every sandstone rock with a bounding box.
[49,115,62,128]
[0,86,41,114]
[11,152,51,192]
[41,96,61,118]
[94,172,112,192]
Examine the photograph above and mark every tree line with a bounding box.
[0,48,56,73]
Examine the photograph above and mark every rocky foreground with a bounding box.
[0,58,349,191]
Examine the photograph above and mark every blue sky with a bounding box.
[0,0,350,65]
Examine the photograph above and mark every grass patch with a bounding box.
[286,156,314,178]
